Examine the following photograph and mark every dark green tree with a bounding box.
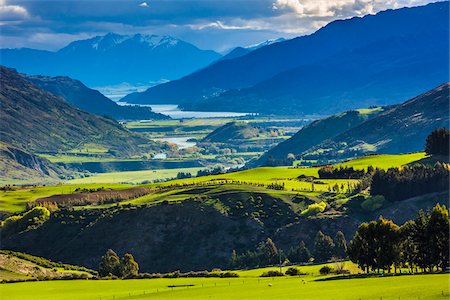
[120,253,139,278]
[99,249,121,277]
[258,238,279,265]
[425,128,449,156]
[314,231,335,262]
[333,231,347,259]
[287,240,311,263]
[427,204,449,271]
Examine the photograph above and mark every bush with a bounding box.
[301,201,326,217]
[260,270,284,277]
[319,265,334,275]
[1,207,50,237]
[285,267,301,276]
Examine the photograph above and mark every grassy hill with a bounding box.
[253,108,384,166]
[255,83,449,166]
[202,122,260,143]
[0,66,157,156]
[3,152,444,274]
[303,83,450,161]
[0,250,94,282]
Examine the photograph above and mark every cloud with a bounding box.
[0,0,439,52]
[272,0,434,18]
[0,0,29,21]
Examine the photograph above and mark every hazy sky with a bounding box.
[0,0,438,52]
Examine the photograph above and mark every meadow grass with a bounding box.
[0,153,426,213]
[1,271,447,300]
[336,152,427,170]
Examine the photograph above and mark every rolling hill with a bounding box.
[25,75,168,121]
[255,83,449,166]
[0,66,159,156]
[253,108,385,166]
[302,83,450,161]
[202,122,260,143]
[124,2,449,115]
[0,33,221,87]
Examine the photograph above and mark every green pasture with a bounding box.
[336,152,427,170]
[0,183,131,213]
[1,271,447,300]
[68,168,203,184]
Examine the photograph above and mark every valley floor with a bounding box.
[1,273,448,300]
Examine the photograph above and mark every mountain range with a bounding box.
[0,67,160,156]
[25,75,168,121]
[123,2,449,115]
[0,33,221,87]
[254,83,450,166]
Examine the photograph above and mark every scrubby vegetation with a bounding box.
[1,207,50,237]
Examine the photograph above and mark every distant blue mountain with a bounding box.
[219,38,286,61]
[0,33,221,87]
[123,1,449,115]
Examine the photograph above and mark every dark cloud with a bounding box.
[0,0,438,51]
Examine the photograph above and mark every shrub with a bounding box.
[301,202,326,217]
[319,265,334,275]
[285,267,301,276]
[1,207,50,237]
[260,270,284,277]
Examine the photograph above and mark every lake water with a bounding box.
[117,103,251,119]
[152,136,196,149]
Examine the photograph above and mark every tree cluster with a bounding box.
[98,249,139,278]
[230,231,347,269]
[176,172,192,179]
[318,166,367,179]
[370,163,449,202]
[425,128,449,156]
[348,204,449,273]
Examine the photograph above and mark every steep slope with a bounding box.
[125,2,448,111]
[253,108,385,166]
[25,75,168,121]
[0,33,221,86]
[303,83,450,161]
[0,66,155,156]
[0,143,66,184]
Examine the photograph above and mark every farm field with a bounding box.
[1,271,447,300]
[153,153,427,189]
[0,152,427,213]
[68,167,203,184]
[0,183,131,213]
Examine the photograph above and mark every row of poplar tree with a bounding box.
[348,204,449,273]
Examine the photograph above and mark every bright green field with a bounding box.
[336,152,427,170]
[68,168,203,184]
[1,272,447,300]
[0,183,131,213]
[153,153,426,192]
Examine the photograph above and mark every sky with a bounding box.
[0,0,438,53]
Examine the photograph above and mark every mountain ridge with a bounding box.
[123,2,449,113]
[0,33,221,87]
